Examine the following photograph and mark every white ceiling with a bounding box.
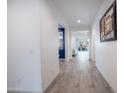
[72,31,90,40]
[52,0,104,29]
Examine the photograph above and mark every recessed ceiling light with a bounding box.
[77,20,81,23]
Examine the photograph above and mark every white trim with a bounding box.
[7,88,43,93]
[7,87,23,91]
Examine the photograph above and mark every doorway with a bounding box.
[71,31,90,58]
[59,28,65,59]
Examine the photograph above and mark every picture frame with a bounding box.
[100,1,117,42]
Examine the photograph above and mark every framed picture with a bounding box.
[100,1,117,42]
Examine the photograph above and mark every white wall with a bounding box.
[65,27,71,61]
[46,0,71,62]
[90,28,96,61]
[91,0,117,92]
[71,35,77,50]
[39,0,59,91]
[8,0,42,92]
[8,0,60,92]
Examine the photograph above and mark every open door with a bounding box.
[59,28,65,59]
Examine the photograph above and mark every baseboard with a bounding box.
[59,58,65,62]
[89,58,95,63]
[59,58,72,62]
[95,67,116,93]
[43,74,59,93]
[7,88,42,93]
[89,58,92,61]
[7,88,23,92]
[65,58,73,62]
[69,58,73,61]
[7,90,42,93]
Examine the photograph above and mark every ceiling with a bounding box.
[52,0,104,29]
[72,31,90,40]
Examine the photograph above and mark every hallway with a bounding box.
[45,52,113,93]
[7,0,117,93]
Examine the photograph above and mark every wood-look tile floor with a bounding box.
[45,51,114,93]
